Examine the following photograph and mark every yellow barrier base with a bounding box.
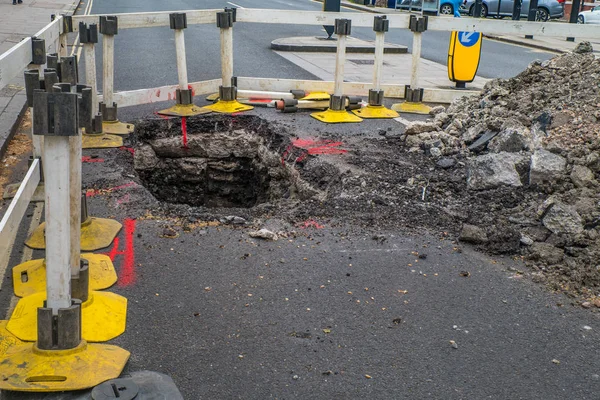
[6,291,127,343]
[26,217,122,251]
[391,101,432,115]
[158,103,213,117]
[203,100,253,114]
[102,120,134,135]
[13,254,118,298]
[352,105,399,119]
[82,133,124,149]
[311,109,363,124]
[0,322,129,392]
[301,91,330,101]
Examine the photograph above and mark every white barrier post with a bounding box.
[352,15,399,119]
[204,9,253,114]
[28,38,48,158]
[311,18,362,124]
[158,13,211,117]
[99,16,134,135]
[392,15,432,115]
[0,88,130,393]
[79,22,123,148]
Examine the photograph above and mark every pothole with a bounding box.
[132,115,318,208]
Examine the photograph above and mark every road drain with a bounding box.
[132,115,315,208]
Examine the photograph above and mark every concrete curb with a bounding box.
[483,34,567,54]
[0,0,82,161]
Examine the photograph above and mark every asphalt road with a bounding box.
[88,0,555,94]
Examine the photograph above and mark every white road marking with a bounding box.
[227,2,245,8]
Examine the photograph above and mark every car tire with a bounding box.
[470,4,488,17]
[440,3,454,14]
[535,8,550,21]
[577,15,585,23]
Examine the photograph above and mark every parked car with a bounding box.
[439,0,467,15]
[463,0,564,20]
[578,5,600,23]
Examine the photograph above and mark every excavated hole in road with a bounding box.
[132,115,315,208]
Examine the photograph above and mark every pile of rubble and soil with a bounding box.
[397,42,600,303]
[126,42,600,303]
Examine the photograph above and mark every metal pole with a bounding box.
[220,26,233,84]
[334,35,347,97]
[174,29,189,90]
[44,135,72,313]
[373,31,384,92]
[103,34,115,107]
[84,43,98,107]
[410,31,422,90]
[69,127,82,279]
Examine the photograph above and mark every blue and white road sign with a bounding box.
[457,32,480,47]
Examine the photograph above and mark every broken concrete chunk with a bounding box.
[134,144,160,170]
[529,242,565,264]
[459,224,488,244]
[467,152,526,190]
[574,41,593,54]
[249,229,278,241]
[542,201,584,235]
[529,149,566,185]
[487,120,533,153]
[570,165,596,188]
[405,121,440,135]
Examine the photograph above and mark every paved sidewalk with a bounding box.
[0,0,80,158]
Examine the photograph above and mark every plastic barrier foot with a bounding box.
[6,291,127,343]
[352,104,399,119]
[311,108,363,124]
[158,103,212,117]
[13,254,118,298]
[0,322,129,392]
[82,133,123,149]
[391,101,432,115]
[102,120,134,135]
[26,217,123,251]
[204,100,253,114]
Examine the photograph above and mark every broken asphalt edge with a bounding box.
[0,0,82,161]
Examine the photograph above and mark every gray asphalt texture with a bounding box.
[1,1,596,400]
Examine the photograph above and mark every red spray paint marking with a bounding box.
[82,156,105,163]
[102,218,137,287]
[282,138,348,165]
[298,220,325,229]
[119,146,135,155]
[85,182,137,197]
[292,138,348,156]
[181,116,188,149]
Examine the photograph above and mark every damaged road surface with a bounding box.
[3,46,600,399]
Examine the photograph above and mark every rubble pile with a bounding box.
[405,43,600,299]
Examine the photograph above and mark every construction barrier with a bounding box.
[0,6,600,395]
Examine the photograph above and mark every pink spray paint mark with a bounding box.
[102,218,137,287]
[81,156,105,163]
[181,116,188,149]
[298,220,325,229]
